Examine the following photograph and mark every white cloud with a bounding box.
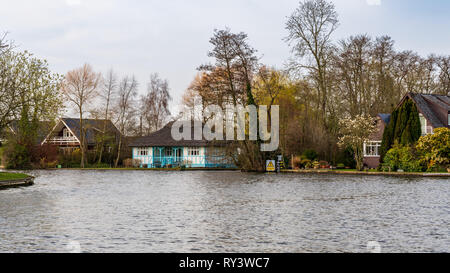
[366,0,381,6]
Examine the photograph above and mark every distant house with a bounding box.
[129,121,236,169]
[363,93,450,169]
[41,118,121,153]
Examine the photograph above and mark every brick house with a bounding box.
[363,93,450,169]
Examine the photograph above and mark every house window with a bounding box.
[165,149,173,157]
[419,114,433,136]
[63,128,72,138]
[364,141,381,157]
[137,148,148,156]
[188,147,200,156]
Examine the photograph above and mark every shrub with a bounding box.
[292,156,302,169]
[312,160,320,169]
[384,143,424,172]
[336,163,345,169]
[123,158,141,168]
[32,144,59,169]
[302,149,318,161]
[302,159,313,169]
[416,127,450,171]
[319,160,329,168]
[4,143,32,170]
[335,147,356,169]
[89,163,111,169]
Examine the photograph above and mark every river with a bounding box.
[0,170,448,253]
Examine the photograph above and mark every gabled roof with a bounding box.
[61,118,120,145]
[42,118,121,145]
[129,121,218,147]
[406,93,450,128]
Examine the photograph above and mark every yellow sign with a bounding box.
[266,160,276,172]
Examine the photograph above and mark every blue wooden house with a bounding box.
[128,122,236,169]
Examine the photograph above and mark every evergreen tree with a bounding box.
[380,109,398,161]
[380,98,422,162]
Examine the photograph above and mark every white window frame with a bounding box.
[63,128,72,138]
[363,141,382,157]
[188,147,200,156]
[419,114,434,135]
[137,148,148,156]
[419,114,427,136]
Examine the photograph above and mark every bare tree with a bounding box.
[114,75,138,167]
[199,28,258,108]
[285,0,339,122]
[140,73,172,135]
[62,64,101,168]
[180,73,204,121]
[97,69,117,164]
[437,56,450,95]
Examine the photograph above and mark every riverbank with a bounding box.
[283,169,450,177]
[0,172,35,189]
[9,167,449,178]
[49,167,241,171]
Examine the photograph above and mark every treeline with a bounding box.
[60,65,172,168]
[0,35,172,169]
[181,0,449,168]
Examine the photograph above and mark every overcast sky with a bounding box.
[1,0,449,115]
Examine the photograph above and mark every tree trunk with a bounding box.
[114,134,122,168]
[79,110,86,168]
[98,97,111,165]
[97,122,105,165]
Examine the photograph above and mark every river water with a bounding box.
[0,170,448,253]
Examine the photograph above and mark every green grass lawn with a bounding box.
[0,172,29,181]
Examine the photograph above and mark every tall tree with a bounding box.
[380,99,421,161]
[199,28,264,170]
[62,64,101,168]
[140,73,172,135]
[285,0,338,123]
[199,28,258,108]
[1,49,63,169]
[437,56,450,95]
[333,34,374,117]
[114,75,138,167]
[96,69,117,164]
[0,35,23,131]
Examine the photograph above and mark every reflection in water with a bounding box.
[0,170,448,253]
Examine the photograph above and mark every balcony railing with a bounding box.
[46,136,79,144]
